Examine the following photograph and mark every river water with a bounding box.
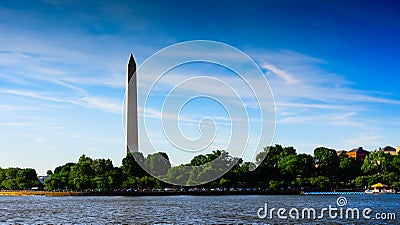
[0,194,399,224]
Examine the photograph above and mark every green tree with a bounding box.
[269,180,284,190]
[189,155,209,166]
[45,155,122,191]
[219,178,230,187]
[279,153,315,187]
[44,175,61,190]
[92,158,113,176]
[313,147,339,177]
[54,162,75,175]
[292,177,311,188]
[354,176,368,187]
[145,152,171,176]
[138,176,159,189]
[166,165,191,185]
[45,162,76,190]
[74,155,95,177]
[46,170,53,176]
[122,177,139,189]
[121,152,147,179]
[5,167,19,180]
[106,167,123,190]
[338,155,362,186]
[224,161,254,187]
[0,168,5,187]
[1,179,18,190]
[362,150,392,176]
[16,168,40,189]
[390,154,400,173]
[93,176,108,190]
[310,176,331,190]
[68,155,96,190]
[382,172,397,185]
[255,145,297,184]
[72,176,92,190]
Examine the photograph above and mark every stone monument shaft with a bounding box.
[126,54,138,153]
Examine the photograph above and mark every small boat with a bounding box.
[364,183,395,194]
[364,189,374,194]
[364,189,395,194]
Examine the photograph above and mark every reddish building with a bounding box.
[346,147,369,161]
[381,146,396,155]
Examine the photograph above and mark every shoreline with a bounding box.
[0,190,368,197]
[0,191,84,196]
[0,190,300,196]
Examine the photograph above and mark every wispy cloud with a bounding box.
[276,102,363,111]
[342,133,382,150]
[0,50,125,89]
[133,49,400,134]
[142,107,234,126]
[251,49,400,117]
[81,96,122,113]
[0,103,39,111]
[278,111,361,127]
[0,89,122,114]
[262,63,299,84]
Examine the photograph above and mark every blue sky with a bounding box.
[0,0,400,175]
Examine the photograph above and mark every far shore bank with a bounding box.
[0,190,370,197]
[0,190,301,196]
[0,190,83,196]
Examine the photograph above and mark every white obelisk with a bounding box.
[126,54,138,153]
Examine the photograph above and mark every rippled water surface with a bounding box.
[0,194,399,224]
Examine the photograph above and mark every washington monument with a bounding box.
[126,54,138,153]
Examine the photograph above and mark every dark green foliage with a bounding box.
[314,147,339,177]
[0,167,40,190]
[144,152,171,176]
[122,152,147,179]
[3,145,400,191]
[44,155,122,191]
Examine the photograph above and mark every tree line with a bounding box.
[1,145,400,191]
[0,168,40,190]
